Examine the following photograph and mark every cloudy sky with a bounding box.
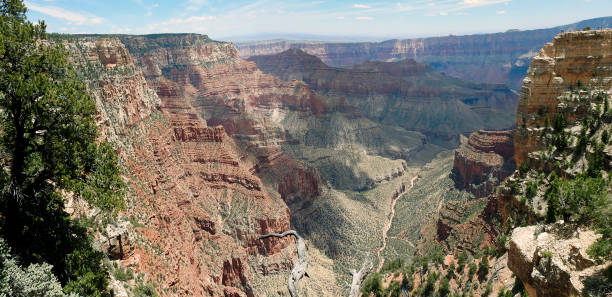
[24,0,612,41]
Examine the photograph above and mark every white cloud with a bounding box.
[395,3,415,11]
[160,15,216,26]
[461,0,511,7]
[25,2,104,25]
[353,4,371,8]
[355,16,374,20]
[185,0,208,12]
[439,11,448,15]
[496,10,506,14]
[336,16,345,20]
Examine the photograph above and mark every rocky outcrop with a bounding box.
[508,224,611,297]
[65,36,294,297]
[250,49,519,146]
[238,17,612,89]
[514,29,612,165]
[451,130,515,197]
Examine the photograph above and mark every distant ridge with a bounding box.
[237,16,612,89]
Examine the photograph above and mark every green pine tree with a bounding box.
[0,0,125,295]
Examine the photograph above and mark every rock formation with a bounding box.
[238,17,612,89]
[451,130,515,197]
[508,225,609,297]
[65,36,294,297]
[514,29,612,166]
[250,48,519,146]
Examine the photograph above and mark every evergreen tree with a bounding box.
[0,0,125,295]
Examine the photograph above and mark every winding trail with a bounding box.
[376,174,418,271]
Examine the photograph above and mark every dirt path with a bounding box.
[376,174,418,271]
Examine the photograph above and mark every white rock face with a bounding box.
[508,224,610,297]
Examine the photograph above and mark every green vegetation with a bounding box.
[525,182,537,199]
[438,277,450,297]
[457,251,468,273]
[478,257,489,280]
[540,250,553,259]
[468,262,477,279]
[382,258,405,273]
[361,272,384,297]
[401,272,414,292]
[0,238,77,297]
[545,174,606,225]
[0,0,126,296]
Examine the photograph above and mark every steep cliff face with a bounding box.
[514,29,612,166]
[238,17,612,89]
[66,37,294,297]
[250,49,518,146]
[109,34,431,295]
[451,130,515,197]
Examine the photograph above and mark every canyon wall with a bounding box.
[249,48,519,147]
[238,17,612,89]
[514,29,612,166]
[66,36,295,297]
[451,130,515,197]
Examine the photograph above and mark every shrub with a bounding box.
[382,258,405,273]
[478,257,489,280]
[519,163,530,176]
[540,250,553,258]
[0,238,77,297]
[457,251,468,273]
[468,263,477,279]
[361,273,384,297]
[401,273,414,291]
[602,129,609,145]
[526,182,537,199]
[438,277,450,297]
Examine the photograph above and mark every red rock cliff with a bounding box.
[67,36,294,297]
[451,130,515,197]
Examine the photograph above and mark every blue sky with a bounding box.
[24,0,612,41]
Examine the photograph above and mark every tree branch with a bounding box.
[349,255,373,297]
[259,230,307,297]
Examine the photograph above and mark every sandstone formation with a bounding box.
[508,225,610,297]
[61,33,437,297]
[514,29,612,165]
[238,17,612,89]
[66,36,294,297]
[249,49,518,146]
[451,130,515,197]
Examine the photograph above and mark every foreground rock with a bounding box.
[508,225,610,297]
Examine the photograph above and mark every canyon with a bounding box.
[249,48,518,147]
[46,23,612,297]
[238,17,612,90]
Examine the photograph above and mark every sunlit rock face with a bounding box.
[514,29,612,166]
[451,130,515,198]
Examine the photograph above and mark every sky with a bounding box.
[24,0,612,41]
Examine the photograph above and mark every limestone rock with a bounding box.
[514,29,612,165]
[508,225,611,297]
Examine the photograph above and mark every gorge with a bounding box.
[1,4,611,297]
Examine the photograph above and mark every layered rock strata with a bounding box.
[250,49,519,146]
[451,130,515,197]
[238,17,612,89]
[66,37,293,297]
[514,29,612,165]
